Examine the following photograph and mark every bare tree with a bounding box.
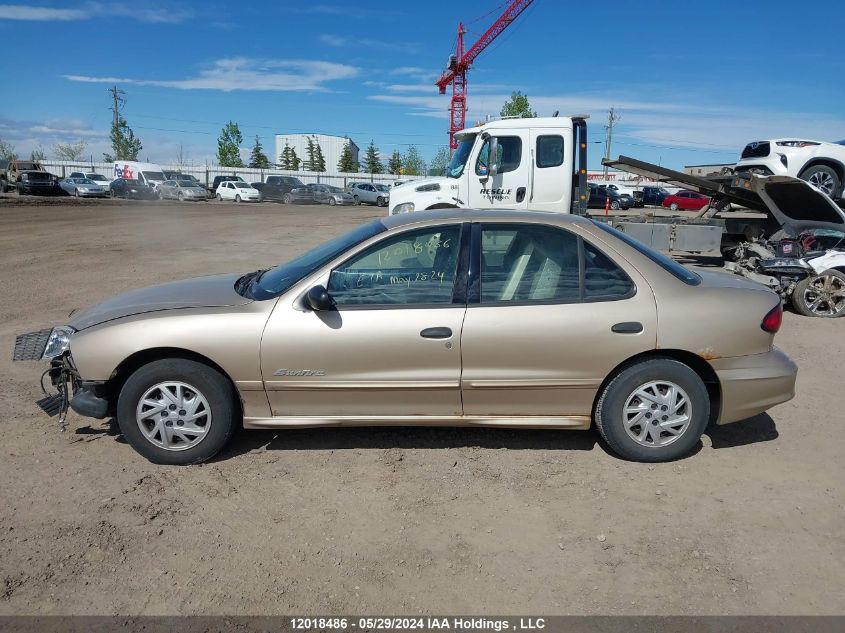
[175,144,188,170]
[54,140,88,161]
[0,137,17,163]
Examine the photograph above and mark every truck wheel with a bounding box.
[116,358,238,465]
[799,165,840,198]
[283,193,294,204]
[610,200,620,210]
[594,358,709,462]
[792,270,845,318]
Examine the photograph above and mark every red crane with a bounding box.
[435,0,535,150]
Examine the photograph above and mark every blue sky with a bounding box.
[1,0,843,170]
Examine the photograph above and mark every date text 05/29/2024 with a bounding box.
[290,617,546,631]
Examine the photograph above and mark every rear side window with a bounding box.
[536,135,564,168]
[592,220,701,285]
[583,241,635,299]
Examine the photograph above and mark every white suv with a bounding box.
[735,139,845,200]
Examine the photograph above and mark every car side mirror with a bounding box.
[305,285,334,311]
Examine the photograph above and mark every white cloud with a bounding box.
[318,33,418,53]
[0,2,193,23]
[64,57,360,92]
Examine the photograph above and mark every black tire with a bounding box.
[329,197,336,206]
[377,196,385,207]
[669,202,679,211]
[235,194,242,203]
[216,193,222,201]
[792,270,845,318]
[353,195,360,206]
[594,358,709,462]
[116,358,238,465]
[178,192,184,202]
[799,164,841,199]
[610,200,620,210]
[283,193,294,204]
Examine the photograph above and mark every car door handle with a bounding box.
[516,186,526,203]
[420,327,452,339]
[611,322,643,334]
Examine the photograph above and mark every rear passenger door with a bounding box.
[460,222,657,418]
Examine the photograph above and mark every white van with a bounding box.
[112,161,167,190]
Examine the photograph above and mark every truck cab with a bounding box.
[389,116,588,216]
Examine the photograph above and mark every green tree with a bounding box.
[217,121,243,167]
[304,136,316,170]
[429,147,450,176]
[500,90,537,118]
[0,137,16,162]
[278,143,301,170]
[364,140,383,174]
[401,145,426,176]
[54,140,87,161]
[103,116,142,161]
[387,150,402,175]
[248,135,270,169]
[30,145,47,162]
[337,139,356,173]
[312,137,326,172]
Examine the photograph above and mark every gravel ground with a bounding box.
[0,197,842,616]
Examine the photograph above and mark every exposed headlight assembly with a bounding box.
[391,202,415,215]
[42,326,76,360]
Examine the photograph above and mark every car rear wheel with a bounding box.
[669,202,679,211]
[792,270,845,318]
[116,359,238,465]
[799,165,841,198]
[610,200,620,210]
[594,358,709,462]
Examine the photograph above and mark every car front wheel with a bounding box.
[216,193,222,201]
[116,358,238,465]
[235,194,242,203]
[353,195,360,205]
[792,270,845,318]
[669,202,679,211]
[594,358,709,462]
[799,165,841,198]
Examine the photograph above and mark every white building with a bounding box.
[274,133,359,172]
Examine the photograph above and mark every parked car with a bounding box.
[640,185,671,206]
[252,176,312,203]
[109,178,157,200]
[158,179,209,202]
[1,160,47,192]
[70,171,112,187]
[662,190,711,212]
[588,183,631,210]
[59,177,108,198]
[599,183,644,208]
[307,183,355,205]
[13,210,797,465]
[735,138,845,200]
[210,175,246,193]
[348,182,390,206]
[15,171,60,195]
[216,180,261,203]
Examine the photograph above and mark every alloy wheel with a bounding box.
[623,381,692,448]
[136,381,212,451]
[802,273,845,316]
[807,171,836,196]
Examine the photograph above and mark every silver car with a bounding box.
[348,182,390,207]
[59,177,108,198]
[158,179,209,202]
[308,184,355,205]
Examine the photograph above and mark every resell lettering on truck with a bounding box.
[388,115,589,216]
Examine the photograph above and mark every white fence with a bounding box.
[39,160,424,189]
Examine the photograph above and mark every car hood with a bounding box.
[753,175,845,231]
[67,273,251,330]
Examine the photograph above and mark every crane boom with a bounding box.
[435,0,535,150]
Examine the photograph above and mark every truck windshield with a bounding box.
[142,171,165,181]
[446,134,476,178]
[250,220,387,300]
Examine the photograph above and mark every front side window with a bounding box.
[328,225,461,307]
[536,135,564,168]
[480,225,580,303]
[476,136,522,176]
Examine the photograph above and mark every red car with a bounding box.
[662,190,711,211]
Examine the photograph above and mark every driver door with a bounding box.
[468,131,530,209]
[260,224,468,419]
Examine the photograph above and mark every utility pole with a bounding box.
[108,85,125,129]
[602,107,621,179]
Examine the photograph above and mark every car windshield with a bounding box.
[447,134,476,178]
[73,178,95,185]
[327,186,343,193]
[124,179,141,185]
[176,180,195,187]
[375,184,389,192]
[250,220,387,300]
[87,174,107,181]
[592,221,701,285]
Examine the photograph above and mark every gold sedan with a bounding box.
[14,210,797,464]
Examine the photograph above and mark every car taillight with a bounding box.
[761,303,782,333]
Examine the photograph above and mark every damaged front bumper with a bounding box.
[12,329,110,429]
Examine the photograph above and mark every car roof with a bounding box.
[382,209,593,230]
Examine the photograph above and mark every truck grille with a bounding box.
[741,142,771,159]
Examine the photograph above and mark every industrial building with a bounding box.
[274,133,359,172]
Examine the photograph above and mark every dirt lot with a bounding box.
[0,197,842,616]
